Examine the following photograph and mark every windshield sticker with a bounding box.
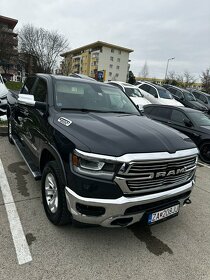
[58,117,72,127]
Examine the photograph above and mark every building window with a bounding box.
[116,65,120,70]
[117,58,120,62]
[111,48,114,53]
[109,72,112,77]
[116,73,119,77]
[118,50,121,55]
[110,56,114,61]
[109,64,113,68]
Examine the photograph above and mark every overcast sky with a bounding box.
[1,0,210,80]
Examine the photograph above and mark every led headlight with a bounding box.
[71,151,116,180]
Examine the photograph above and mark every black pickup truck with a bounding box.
[7,74,198,227]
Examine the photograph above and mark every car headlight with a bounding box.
[71,151,116,180]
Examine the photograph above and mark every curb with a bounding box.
[0,126,8,136]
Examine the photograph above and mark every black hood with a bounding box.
[53,112,196,157]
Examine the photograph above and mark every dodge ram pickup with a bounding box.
[7,74,198,227]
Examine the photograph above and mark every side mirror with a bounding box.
[18,94,47,111]
[184,119,193,127]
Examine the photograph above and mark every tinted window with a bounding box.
[124,87,142,97]
[171,110,188,124]
[158,89,173,99]
[199,94,207,103]
[140,84,150,92]
[145,106,171,119]
[33,78,47,102]
[149,86,157,97]
[184,91,196,101]
[21,77,36,94]
[192,91,200,99]
[188,111,210,126]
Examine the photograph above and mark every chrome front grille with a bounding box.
[115,156,197,194]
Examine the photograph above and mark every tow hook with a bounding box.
[184,198,192,206]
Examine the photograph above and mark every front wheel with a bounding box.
[199,141,210,164]
[42,161,72,225]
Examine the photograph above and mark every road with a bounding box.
[0,135,210,280]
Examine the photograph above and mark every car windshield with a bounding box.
[184,91,196,101]
[207,95,210,103]
[188,111,210,126]
[124,87,143,97]
[54,79,140,115]
[158,89,173,99]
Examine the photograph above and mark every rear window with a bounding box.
[144,106,171,119]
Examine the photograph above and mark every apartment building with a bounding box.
[0,15,20,81]
[61,41,133,82]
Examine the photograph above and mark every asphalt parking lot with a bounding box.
[0,135,210,280]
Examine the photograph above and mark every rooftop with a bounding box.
[0,15,18,29]
[61,41,134,57]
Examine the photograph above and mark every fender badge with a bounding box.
[58,117,72,127]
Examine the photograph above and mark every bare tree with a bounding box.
[141,62,149,78]
[201,68,210,93]
[183,70,196,88]
[19,24,69,74]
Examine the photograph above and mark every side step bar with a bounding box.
[12,135,41,180]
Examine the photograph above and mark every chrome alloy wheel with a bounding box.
[45,173,58,213]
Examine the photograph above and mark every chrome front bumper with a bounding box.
[65,180,194,227]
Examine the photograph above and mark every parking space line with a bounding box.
[198,162,210,169]
[0,159,32,265]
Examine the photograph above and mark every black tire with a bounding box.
[8,117,14,144]
[199,141,210,164]
[41,161,72,225]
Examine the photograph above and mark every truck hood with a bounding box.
[53,112,195,156]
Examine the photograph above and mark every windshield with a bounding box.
[158,89,173,99]
[184,91,196,101]
[188,112,210,126]
[124,87,143,97]
[54,79,140,115]
[207,95,210,103]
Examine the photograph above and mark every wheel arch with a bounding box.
[40,146,67,186]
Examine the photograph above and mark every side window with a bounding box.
[149,86,158,97]
[176,90,184,99]
[200,94,207,104]
[171,110,188,124]
[140,84,150,92]
[150,107,171,119]
[20,77,36,94]
[33,78,47,102]
[193,92,200,99]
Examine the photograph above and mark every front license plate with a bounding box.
[148,204,180,225]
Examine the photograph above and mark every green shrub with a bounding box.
[5,81,23,91]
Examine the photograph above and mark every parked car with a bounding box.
[144,104,210,163]
[69,73,96,81]
[0,74,9,116]
[7,74,198,227]
[106,81,151,111]
[136,82,183,106]
[188,89,210,112]
[162,85,209,113]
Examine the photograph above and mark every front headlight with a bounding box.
[71,151,116,180]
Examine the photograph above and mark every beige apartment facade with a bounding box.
[61,41,133,82]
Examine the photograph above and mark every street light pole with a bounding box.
[164,57,175,81]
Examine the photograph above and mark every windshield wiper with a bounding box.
[60,108,106,113]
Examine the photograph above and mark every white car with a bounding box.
[0,74,9,116]
[107,81,151,111]
[136,82,184,106]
